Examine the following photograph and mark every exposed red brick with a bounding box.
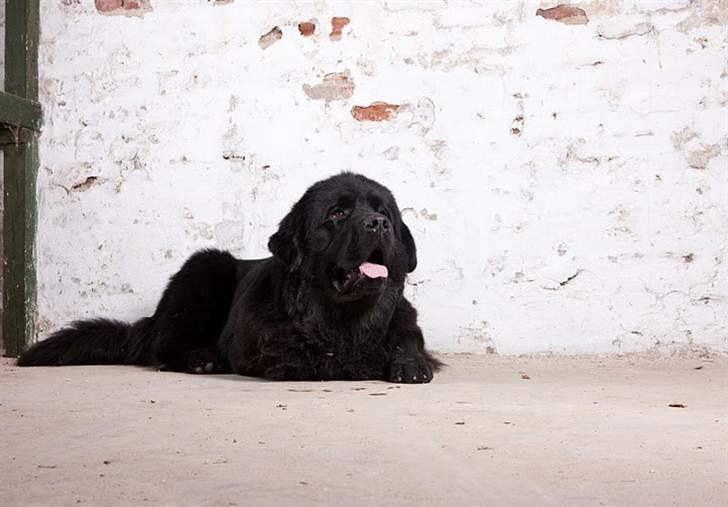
[259,26,283,50]
[303,71,355,102]
[95,0,151,15]
[298,21,316,37]
[351,102,401,122]
[95,0,122,12]
[330,17,350,40]
[536,4,589,25]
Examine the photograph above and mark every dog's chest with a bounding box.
[296,320,391,377]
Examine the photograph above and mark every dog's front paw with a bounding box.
[185,348,229,374]
[389,348,434,384]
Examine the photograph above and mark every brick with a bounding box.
[298,21,316,37]
[351,102,401,122]
[259,26,283,50]
[536,4,589,25]
[95,0,122,12]
[330,17,350,40]
[95,0,151,15]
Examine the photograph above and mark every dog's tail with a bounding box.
[17,317,155,367]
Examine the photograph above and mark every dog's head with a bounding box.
[268,173,417,303]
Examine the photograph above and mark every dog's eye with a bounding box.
[329,207,347,220]
[378,208,391,219]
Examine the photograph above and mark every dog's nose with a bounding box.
[363,214,391,234]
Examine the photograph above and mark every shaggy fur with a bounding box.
[18,173,442,383]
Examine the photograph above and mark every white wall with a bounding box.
[35,1,728,354]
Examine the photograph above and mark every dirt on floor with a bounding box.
[1,354,726,506]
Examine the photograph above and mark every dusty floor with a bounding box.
[1,354,726,506]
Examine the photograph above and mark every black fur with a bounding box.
[18,173,442,383]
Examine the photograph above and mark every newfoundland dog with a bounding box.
[18,173,442,383]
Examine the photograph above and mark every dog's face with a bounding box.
[268,173,417,303]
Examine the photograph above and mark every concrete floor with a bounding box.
[1,354,726,506]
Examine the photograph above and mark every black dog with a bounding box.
[18,173,442,383]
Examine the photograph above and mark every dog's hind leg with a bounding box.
[150,249,240,373]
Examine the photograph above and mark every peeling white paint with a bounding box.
[34,0,728,355]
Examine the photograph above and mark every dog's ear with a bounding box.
[268,200,306,272]
[400,221,417,273]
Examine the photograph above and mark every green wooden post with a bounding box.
[5,2,39,99]
[2,136,38,357]
[2,0,41,357]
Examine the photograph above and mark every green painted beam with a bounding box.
[3,0,41,357]
[0,91,42,130]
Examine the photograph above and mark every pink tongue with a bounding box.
[359,262,389,279]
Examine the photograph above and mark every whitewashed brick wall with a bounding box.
[34,1,728,354]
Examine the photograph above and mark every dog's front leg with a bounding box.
[386,297,442,384]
